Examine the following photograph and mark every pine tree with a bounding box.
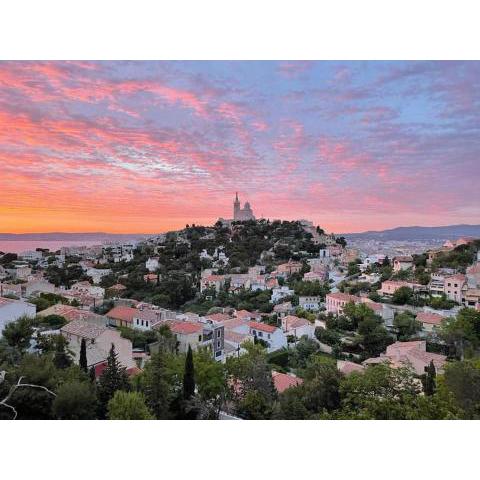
[182,345,197,419]
[142,349,172,419]
[424,360,436,396]
[89,366,96,383]
[97,343,130,418]
[79,338,88,373]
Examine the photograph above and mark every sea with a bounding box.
[0,240,103,254]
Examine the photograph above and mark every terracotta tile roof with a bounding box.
[363,340,448,375]
[394,256,413,262]
[204,274,225,282]
[327,292,359,303]
[206,312,231,323]
[135,309,162,322]
[266,278,279,288]
[337,360,365,375]
[224,330,250,345]
[467,264,480,274]
[61,320,107,340]
[249,321,277,334]
[416,312,445,325]
[106,306,138,323]
[169,321,203,335]
[445,274,466,282]
[221,317,250,329]
[273,302,293,312]
[283,315,310,330]
[272,371,303,393]
[387,340,425,350]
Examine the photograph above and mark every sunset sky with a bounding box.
[1,60,479,234]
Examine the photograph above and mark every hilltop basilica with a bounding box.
[217,193,255,225]
[233,192,255,221]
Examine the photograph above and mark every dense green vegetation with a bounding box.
[2,307,480,419]
[431,240,480,272]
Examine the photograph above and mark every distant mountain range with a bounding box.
[0,232,151,241]
[3,224,480,243]
[342,224,480,242]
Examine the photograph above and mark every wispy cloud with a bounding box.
[0,60,479,233]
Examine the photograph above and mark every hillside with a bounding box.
[343,224,480,241]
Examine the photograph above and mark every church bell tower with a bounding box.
[233,192,240,220]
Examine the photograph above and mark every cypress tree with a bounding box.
[183,345,195,401]
[424,360,436,396]
[53,335,72,369]
[79,338,88,373]
[97,343,130,418]
[182,345,196,419]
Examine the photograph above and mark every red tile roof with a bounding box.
[206,312,231,323]
[169,321,203,335]
[416,312,445,325]
[249,321,277,334]
[106,306,138,323]
[337,360,365,375]
[327,292,359,303]
[272,371,303,393]
[282,315,310,330]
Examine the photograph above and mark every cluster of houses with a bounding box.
[337,340,448,377]
[2,229,479,395]
[375,250,480,311]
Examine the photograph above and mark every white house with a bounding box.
[248,321,287,352]
[299,295,321,311]
[393,256,414,272]
[23,279,56,297]
[281,315,315,339]
[132,308,175,331]
[0,297,36,332]
[145,257,160,273]
[199,249,213,261]
[70,281,105,299]
[271,286,295,303]
[86,268,112,285]
[7,264,32,280]
[359,272,381,284]
[61,320,136,369]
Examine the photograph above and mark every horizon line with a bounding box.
[1,222,480,237]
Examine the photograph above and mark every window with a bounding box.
[146,321,149,327]
[258,331,263,337]
[217,330,221,338]
[268,334,271,339]
[217,340,221,348]
[199,335,202,342]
